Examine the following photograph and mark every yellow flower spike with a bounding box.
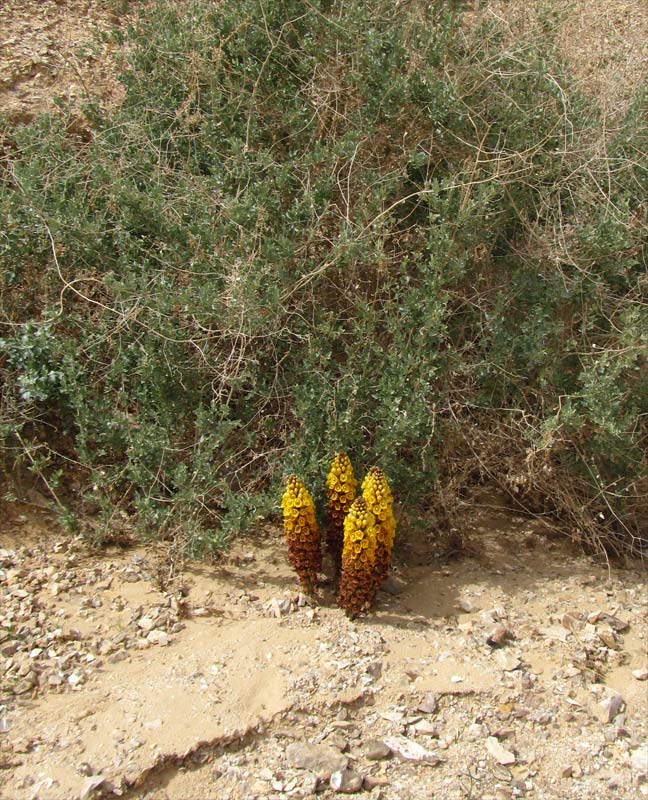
[361,466,396,599]
[281,475,321,595]
[337,497,377,618]
[325,452,357,576]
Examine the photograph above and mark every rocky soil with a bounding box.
[1,499,646,800]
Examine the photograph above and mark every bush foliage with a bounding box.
[1,0,646,555]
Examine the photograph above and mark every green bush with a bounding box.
[1,0,646,555]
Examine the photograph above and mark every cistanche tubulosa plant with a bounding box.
[325,452,358,577]
[337,497,377,618]
[280,475,322,595]
[362,466,396,599]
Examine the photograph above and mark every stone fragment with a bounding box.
[631,745,648,772]
[266,599,283,619]
[285,742,348,780]
[411,720,440,737]
[68,671,84,688]
[1,640,19,657]
[366,661,383,678]
[326,732,349,752]
[381,575,406,595]
[539,625,570,643]
[458,598,480,613]
[380,710,404,723]
[598,629,621,650]
[146,630,170,646]
[364,776,390,791]
[466,723,487,741]
[417,693,438,714]
[382,735,443,764]
[330,769,363,793]
[597,692,625,723]
[486,737,516,765]
[632,669,648,681]
[600,614,629,633]
[107,650,128,664]
[79,775,107,800]
[486,624,511,647]
[561,612,585,632]
[137,616,155,632]
[363,740,392,760]
[494,650,521,672]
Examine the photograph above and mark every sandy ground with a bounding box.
[1,498,646,800]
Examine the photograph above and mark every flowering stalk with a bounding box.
[280,475,321,594]
[337,497,377,618]
[325,452,357,576]
[362,466,396,598]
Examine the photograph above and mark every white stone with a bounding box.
[486,737,516,765]
[383,735,443,764]
[631,745,648,776]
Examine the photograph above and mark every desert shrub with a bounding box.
[0,0,645,555]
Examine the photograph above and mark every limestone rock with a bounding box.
[285,741,348,780]
[330,769,363,793]
[486,736,516,765]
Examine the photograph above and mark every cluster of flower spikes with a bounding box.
[362,466,396,596]
[337,497,377,618]
[280,475,321,594]
[325,452,357,575]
